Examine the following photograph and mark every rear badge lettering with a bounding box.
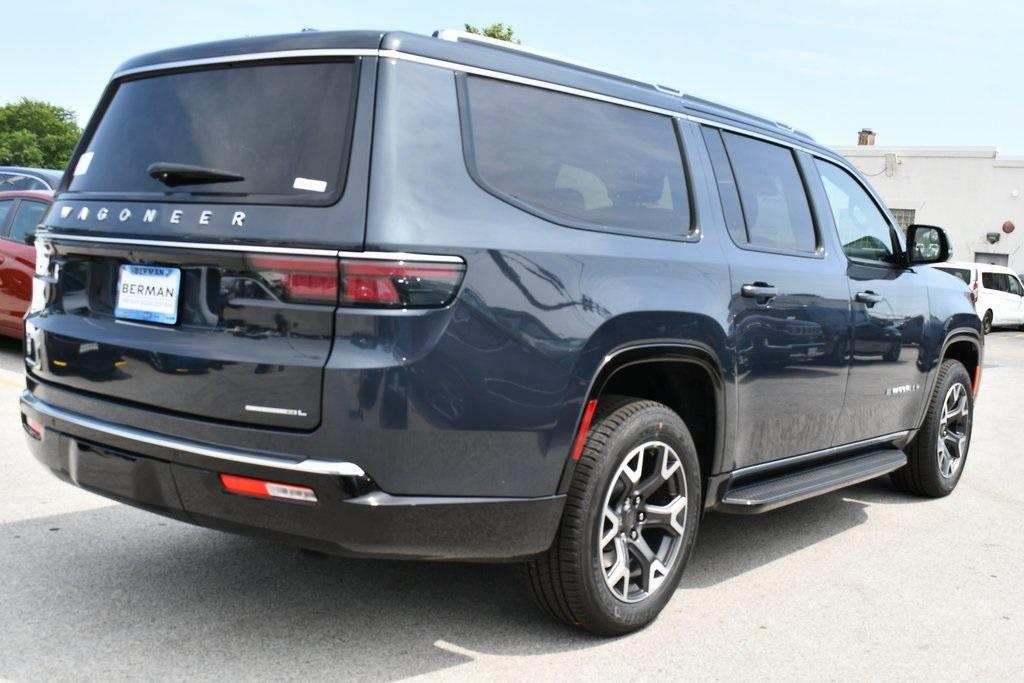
[55,204,247,229]
[245,404,309,418]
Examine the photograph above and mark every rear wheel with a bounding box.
[891,359,973,497]
[525,397,701,636]
[981,310,993,334]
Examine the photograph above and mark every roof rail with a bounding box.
[433,28,683,97]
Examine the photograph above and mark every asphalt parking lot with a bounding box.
[1,332,1022,681]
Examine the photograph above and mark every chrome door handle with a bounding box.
[741,283,779,299]
[855,290,883,306]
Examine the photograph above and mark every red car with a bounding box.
[0,190,52,338]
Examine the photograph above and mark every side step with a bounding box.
[717,449,907,514]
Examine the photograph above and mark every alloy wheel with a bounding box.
[599,441,688,603]
[937,382,970,478]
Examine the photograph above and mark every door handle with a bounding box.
[741,283,779,300]
[855,290,883,306]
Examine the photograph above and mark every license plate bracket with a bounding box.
[115,264,182,325]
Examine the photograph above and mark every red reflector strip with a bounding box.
[570,399,599,461]
[973,364,982,397]
[23,416,43,440]
[219,474,317,503]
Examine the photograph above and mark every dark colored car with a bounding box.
[20,30,982,635]
[0,167,63,192]
[0,190,52,338]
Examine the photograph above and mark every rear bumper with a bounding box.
[20,391,564,561]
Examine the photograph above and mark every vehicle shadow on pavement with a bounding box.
[0,478,921,679]
[684,478,922,589]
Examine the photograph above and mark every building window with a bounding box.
[889,208,916,231]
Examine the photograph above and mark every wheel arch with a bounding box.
[915,328,983,431]
[557,342,727,496]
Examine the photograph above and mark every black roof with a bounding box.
[114,29,821,151]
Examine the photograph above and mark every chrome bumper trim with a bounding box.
[20,391,366,477]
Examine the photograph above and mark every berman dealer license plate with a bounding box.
[115,265,182,325]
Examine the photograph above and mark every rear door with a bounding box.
[701,127,851,466]
[811,158,930,443]
[28,56,374,430]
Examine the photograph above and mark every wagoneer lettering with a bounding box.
[20,28,982,636]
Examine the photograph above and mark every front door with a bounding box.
[812,159,930,443]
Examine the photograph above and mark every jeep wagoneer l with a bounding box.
[20,29,982,635]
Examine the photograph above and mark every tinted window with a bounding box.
[463,76,690,237]
[0,174,48,191]
[8,200,47,243]
[67,61,358,203]
[1009,276,1024,296]
[936,267,971,285]
[701,127,746,244]
[0,199,13,229]
[722,132,816,252]
[982,272,1009,292]
[816,159,897,263]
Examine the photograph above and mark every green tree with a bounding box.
[0,98,81,169]
[464,22,521,44]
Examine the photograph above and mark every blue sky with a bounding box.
[6,0,1024,152]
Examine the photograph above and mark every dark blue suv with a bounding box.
[20,29,982,635]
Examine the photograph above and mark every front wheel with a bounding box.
[891,359,973,497]
[525,397,701,636]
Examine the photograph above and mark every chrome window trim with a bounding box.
[108,46,833,160]
[36,231,465,263]
[112,48,379,78]
[22,393,367,477]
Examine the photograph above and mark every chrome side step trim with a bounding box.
[21,392,366,477]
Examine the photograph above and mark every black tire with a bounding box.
[891,359,973,497]
[525,397,701,636]
[981,310,993,334]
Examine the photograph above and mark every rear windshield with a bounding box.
[936,267,971,285]
[67,60,359,204]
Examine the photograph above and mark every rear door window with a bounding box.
[460,76,691,239]
[982,272,1007,291]
[720,132,817,253]
[0,199,13,231]
[67,60,359,205]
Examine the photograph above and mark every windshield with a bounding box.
[67,60,358,204]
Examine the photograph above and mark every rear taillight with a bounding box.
[246,255,339,305]
[247,253,465,308]
[970,280,979,304]
[339,257,465,308]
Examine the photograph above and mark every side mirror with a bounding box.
[906,224,951,265]
[24,233,36,247]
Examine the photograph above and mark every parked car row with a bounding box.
[0,189,53,338]
[931,261,1024,333]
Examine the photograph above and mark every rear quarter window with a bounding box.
[66,60,359,205]
[982,272,1007,291]
[460,76,692,239]
[936,267,971,285]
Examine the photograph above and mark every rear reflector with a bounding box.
[246,255,339,304]
[219,473,318,503]
[571,399,599,461]
[973,364,982,397]
[339,258,465,308]
[23,415,43,440]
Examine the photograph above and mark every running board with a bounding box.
[717,449,907,514]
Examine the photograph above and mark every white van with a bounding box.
[931,261,1024,333]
